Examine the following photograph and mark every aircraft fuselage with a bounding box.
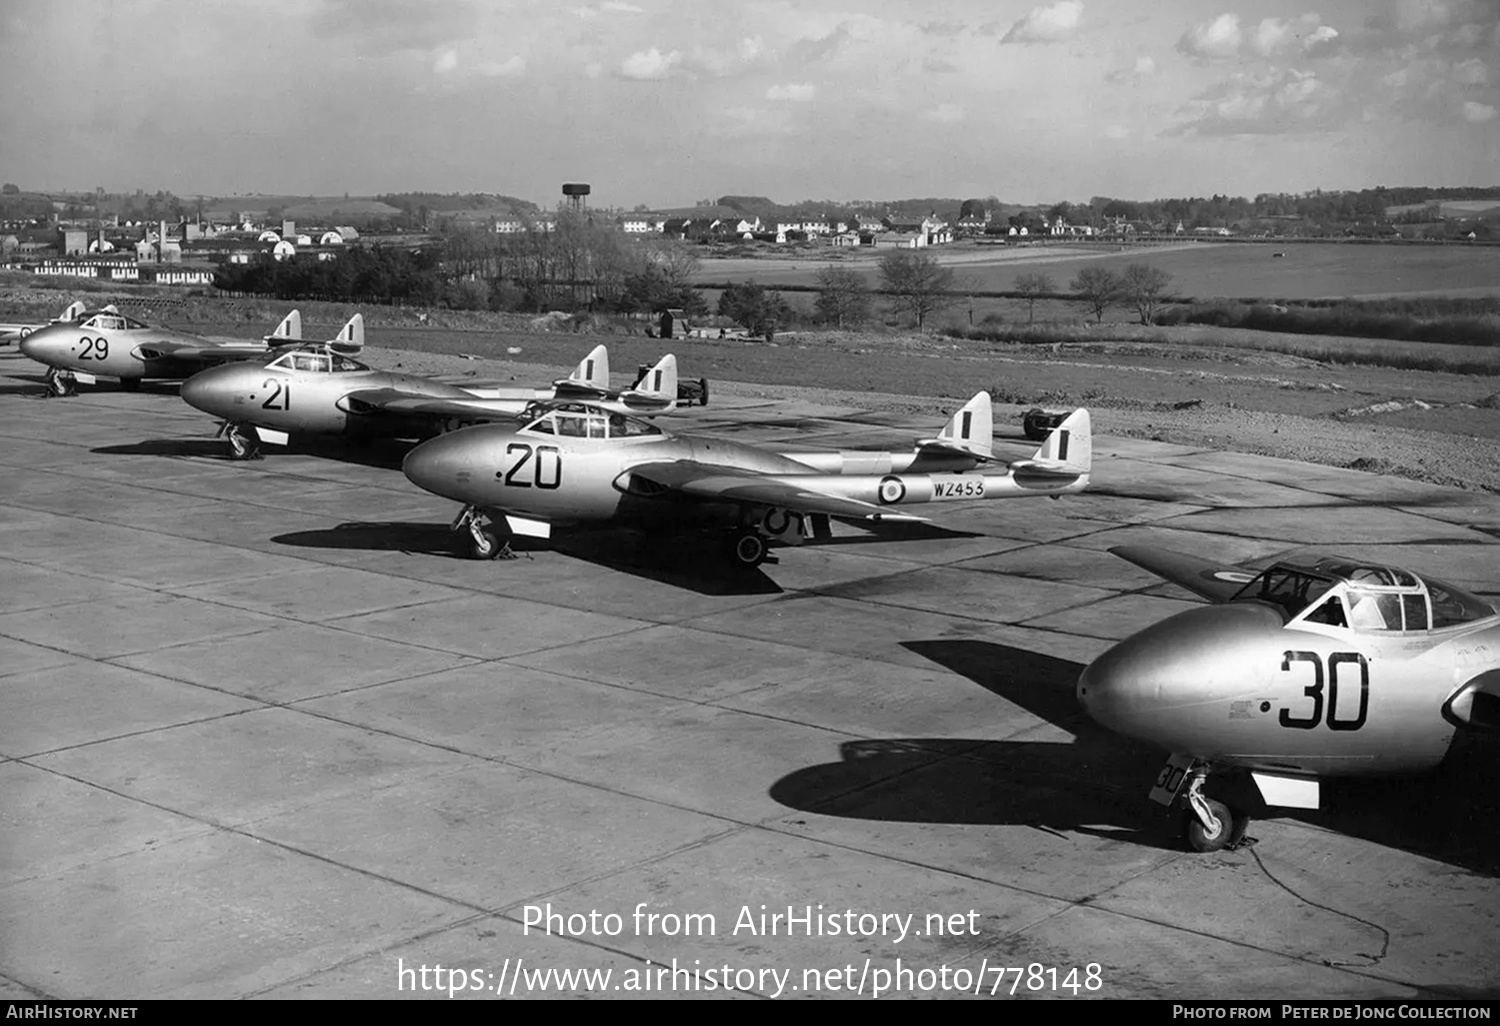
[20,322,261,381]
[1077,601,1500,778]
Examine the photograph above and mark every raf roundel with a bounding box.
[878,475,907,505]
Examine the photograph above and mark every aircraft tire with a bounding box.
[1184,798,1234,853]
[47,370,76,398]
[727,530,768,567]
[227,424,261,461]
[468,526,504,560]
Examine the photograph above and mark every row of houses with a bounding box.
[2,216,361,280]
[1,257,217,285]
[487,210,958,247]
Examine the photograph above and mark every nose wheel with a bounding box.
[45,368,77,397]
[453,506,515,560]
[221,422,262,461]
[1181,775,1251,853]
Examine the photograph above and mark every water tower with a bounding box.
[562,182,590,214]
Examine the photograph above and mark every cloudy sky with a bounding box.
[1,0,1495,208]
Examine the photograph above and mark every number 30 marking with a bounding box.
[1279,651,1369,732]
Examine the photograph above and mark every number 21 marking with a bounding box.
[261,379,290,410]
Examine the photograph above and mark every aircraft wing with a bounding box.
[339,387,525,419]
[625,461,930,522]
[136,340,270,364]
[1110,545,1260,603]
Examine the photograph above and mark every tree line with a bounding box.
[715,252,1178,337]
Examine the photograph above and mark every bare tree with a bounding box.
[1013,271,1055,324]
[813,265,870,328]
[1069,265,1123,323]
[878,249,955,329]
[1119,263,1173,324]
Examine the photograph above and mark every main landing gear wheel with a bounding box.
[726,529,769,567]
[225,423,262,461]
[45,368,76,397]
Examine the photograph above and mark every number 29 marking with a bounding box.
[78,336,109,360]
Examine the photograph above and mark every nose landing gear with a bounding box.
[1181,772,1251,853]
[452,505,515,560]
[45,368,77,397]
[219,421,262,461]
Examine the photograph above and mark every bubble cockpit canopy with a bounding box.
[264,347,370,373]
[518,400,662,439]
[1231,557,1496,633]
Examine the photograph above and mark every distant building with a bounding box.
[60,228,89,256]
[147,267,214,286]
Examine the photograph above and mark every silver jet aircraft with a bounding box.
[19,305,300,396]
[181,339,683,460]
[1077,545,1500,851]
[400,392,1091,564]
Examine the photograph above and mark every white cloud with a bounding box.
[575,1,643,19]
[1454,58,1489,85]
[1177,13,1241,59]
[924,103,964,123]
[1462,100,1497,122]
[1105,54,1155,84]
[1104,124,1129,139]
[477,55,526,78]
[1172,67,1340,135]
[618,48,682,80]
[766,82,815,102]
[1001,1,1084,44]
[433,49,459,74]
[1250,15,1338,57]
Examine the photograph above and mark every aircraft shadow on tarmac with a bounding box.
[0,370,184,397]
[92,436,413,471]
[272,519,981,596]
[770,640,1500,875]
[270,522,787,595]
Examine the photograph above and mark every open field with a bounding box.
[1,342,1498,1000]
[696,240,1500,304]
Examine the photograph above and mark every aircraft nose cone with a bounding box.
[180,365,236,415]
[19,330,54,363]
[1077,603,1284,745]
[403,430,479,501]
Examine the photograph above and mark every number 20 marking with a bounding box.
[497,443,561,489]
[1279,651,1369,731]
